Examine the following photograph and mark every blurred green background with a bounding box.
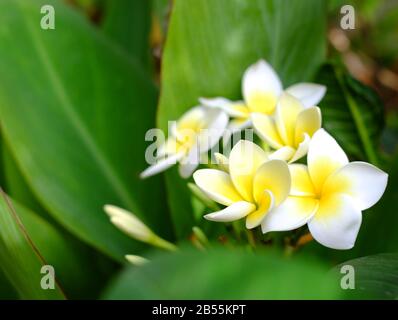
[0,0,397,300]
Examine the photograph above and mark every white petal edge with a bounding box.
[268,146,296,161]
[197,109,229,153]
[261,196,318,233]
[289,133,310,163]
[199,97,248,118]
[251,112,284,149]
[242,59,282,103]
[193,169,242,206]
[178,146,200,178]
[308,194,362,250]
[286,83,326,108]
[204,201,256,222]
[308,129,349,192]
[246,190,275,229]
[324,161,388,211]
[140,152,184,179]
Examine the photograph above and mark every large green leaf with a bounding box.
[315,64,384,165]
[334,253,398,299]
[102,0,152,67]
[103,247,341,299]
[2,143,48,218]
[0,0,173,260]
[2,140,119,298]
[0,190,65,299]
[0,190,116,299]
[157,0,327,238]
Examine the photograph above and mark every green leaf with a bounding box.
[102,0,151,67]
[0,189,116,299]
[0,269,17,299]
[334,253,398,299]
[157,0,327,238]
[103,246,341,299]
[0,0,173,260]
[315,64,384,165]
[2,143,48,218]
[0,190,65,299]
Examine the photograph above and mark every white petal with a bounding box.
[253,160,291,206]
[197,109,229,153]
[289,164,316,197]
[261,196,318,233]
[308,129,349,193]
[286,83,326,108]
[199,97,248,118]
[193,169,243,206]
[294,106,322,146]
[251,112,284,149]
[246,190,274,229]
[222,118,252,146]
[204,201,256,222]
[308,194,362,250]
[289,133,310,163]
[268,146,296,161]
[157,136,178,158]
[227,118,252,132]
[140,152,184,179]
[275,93,304,146]
[179,161,199,179]
[178,146,200,178]
[229,140,268,202]
[323,162,388,211]
[176,106,207,132]
[242,60,282,114]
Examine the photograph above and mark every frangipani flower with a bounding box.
[260,129,388,250]
[140,106,228,179]
[193,140,291,229]
[200,59,326,132]
[252,93,322,162]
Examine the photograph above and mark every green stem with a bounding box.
[152,236,178,251]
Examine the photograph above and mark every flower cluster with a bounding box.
[130,60,388,251]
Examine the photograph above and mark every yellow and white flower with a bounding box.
[200,59,326,132]
[193,140,291,229]
[252,93,322,162]
[140,106,228,179]
[260,129,388,250]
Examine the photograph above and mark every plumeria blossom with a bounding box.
[252,93,322,162]
[200,59,326,132]
[193,140,291,229]
[140,106,228,179]
[259,129,388,250]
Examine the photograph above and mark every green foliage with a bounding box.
[0,0,395,300]
[315,64,384,165]
[104,246,341,299]
[0,191,65,299]
[0,0,173,261]
[335,253,398,299]
[102,0,152,67]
